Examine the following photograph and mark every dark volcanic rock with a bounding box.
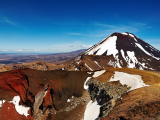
[86,79,130,119]
[67,32,160,71]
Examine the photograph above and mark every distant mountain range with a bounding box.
[0,49,86,67]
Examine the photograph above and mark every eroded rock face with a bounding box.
[0,69,91,120]
[0,69,33,103]
[0,69,34,120]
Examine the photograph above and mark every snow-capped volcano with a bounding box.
[73,32,160,71]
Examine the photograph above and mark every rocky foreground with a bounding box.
[0,68,160,120]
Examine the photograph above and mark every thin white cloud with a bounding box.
[69,21,152,38]
[132,22,146,26]
[69,33,81,35]
[129,21,152,29]
[69,45,92,48]
[93,22,138,32]
[93,22,115,28]
[81,45,92,48]
[48,42,92,53]
[0,49,7,51]
[69,22,141,38]
[4,18,17,26]
[47,48,57,51]
[94,21,152,30]
[16,49,39,52]
[0,16,17,26]
[69,32,91,36]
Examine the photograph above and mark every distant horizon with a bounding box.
[1,0,160,53]
[0,48,86,54]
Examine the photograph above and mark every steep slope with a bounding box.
[66,32,160,71]
[103,84,160,120]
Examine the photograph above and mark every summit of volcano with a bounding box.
[65,32,160,71]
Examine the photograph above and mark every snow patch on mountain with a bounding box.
[122,33,128,35]
[8,96,30,117]
[120,49,155,69]
[126,51,138,68]
[67,99,70,102]
[84,100,101,120]
[135,43,160,60]
[85,63,93,71]
[77,60,81,64]
[92,70,106,78]
[109,71,149,91]
[84,70,106,90]
[108,60,115,66]
[86,36,118,57]
[129,33,134,38]
[84,77,92,90]
[0,100,2,107]
[75,68,78,71]
[108,58,122,68]
[44,91,48,97]
[115,54,122,68]
[94,61,102,68]
[134,38,137,42]
[87,72,93,74]
[0,97,30,116]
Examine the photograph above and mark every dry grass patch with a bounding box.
[104,84,160,120]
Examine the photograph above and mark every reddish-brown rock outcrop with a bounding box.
[0,69,91,120]
[0,69,33,103]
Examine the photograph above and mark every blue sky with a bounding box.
[0,0,160,53]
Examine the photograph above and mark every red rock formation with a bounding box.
[0,69,29,102]
[0,69,91,119]
[43,89,52,109]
